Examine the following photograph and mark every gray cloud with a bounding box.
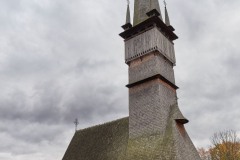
[171,0,240,148]
[0,0,240,159]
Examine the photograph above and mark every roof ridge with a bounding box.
[76,117,129,132]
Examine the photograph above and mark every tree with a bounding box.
[198,147,211,160]
[209,130,240,160]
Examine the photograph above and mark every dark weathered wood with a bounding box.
[119,15,178,41]
[126,74,179,90]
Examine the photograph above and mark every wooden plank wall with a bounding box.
[125,27,176,64]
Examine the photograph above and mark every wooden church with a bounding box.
[62,0,201,159]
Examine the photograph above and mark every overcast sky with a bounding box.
[0,0,240,159]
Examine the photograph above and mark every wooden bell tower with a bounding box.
[120,0,184,139]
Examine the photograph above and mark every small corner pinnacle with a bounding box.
[126,2,131,24]
[122,0,132,30]
[164,0,171,27]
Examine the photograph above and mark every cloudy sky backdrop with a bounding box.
[0,0,240,159]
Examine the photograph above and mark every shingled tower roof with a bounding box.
[133,0,163,26]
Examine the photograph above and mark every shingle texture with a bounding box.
[133,0,163,26]
[62,104,201,160]
[63,118,129,160]
[129,79,176,138]
[129,53,175,85]
[63,1,201,158]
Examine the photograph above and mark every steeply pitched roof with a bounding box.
[62,104,201,160]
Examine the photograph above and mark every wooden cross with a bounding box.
[74,118,79,131]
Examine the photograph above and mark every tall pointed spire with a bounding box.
[133,0,163,26]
